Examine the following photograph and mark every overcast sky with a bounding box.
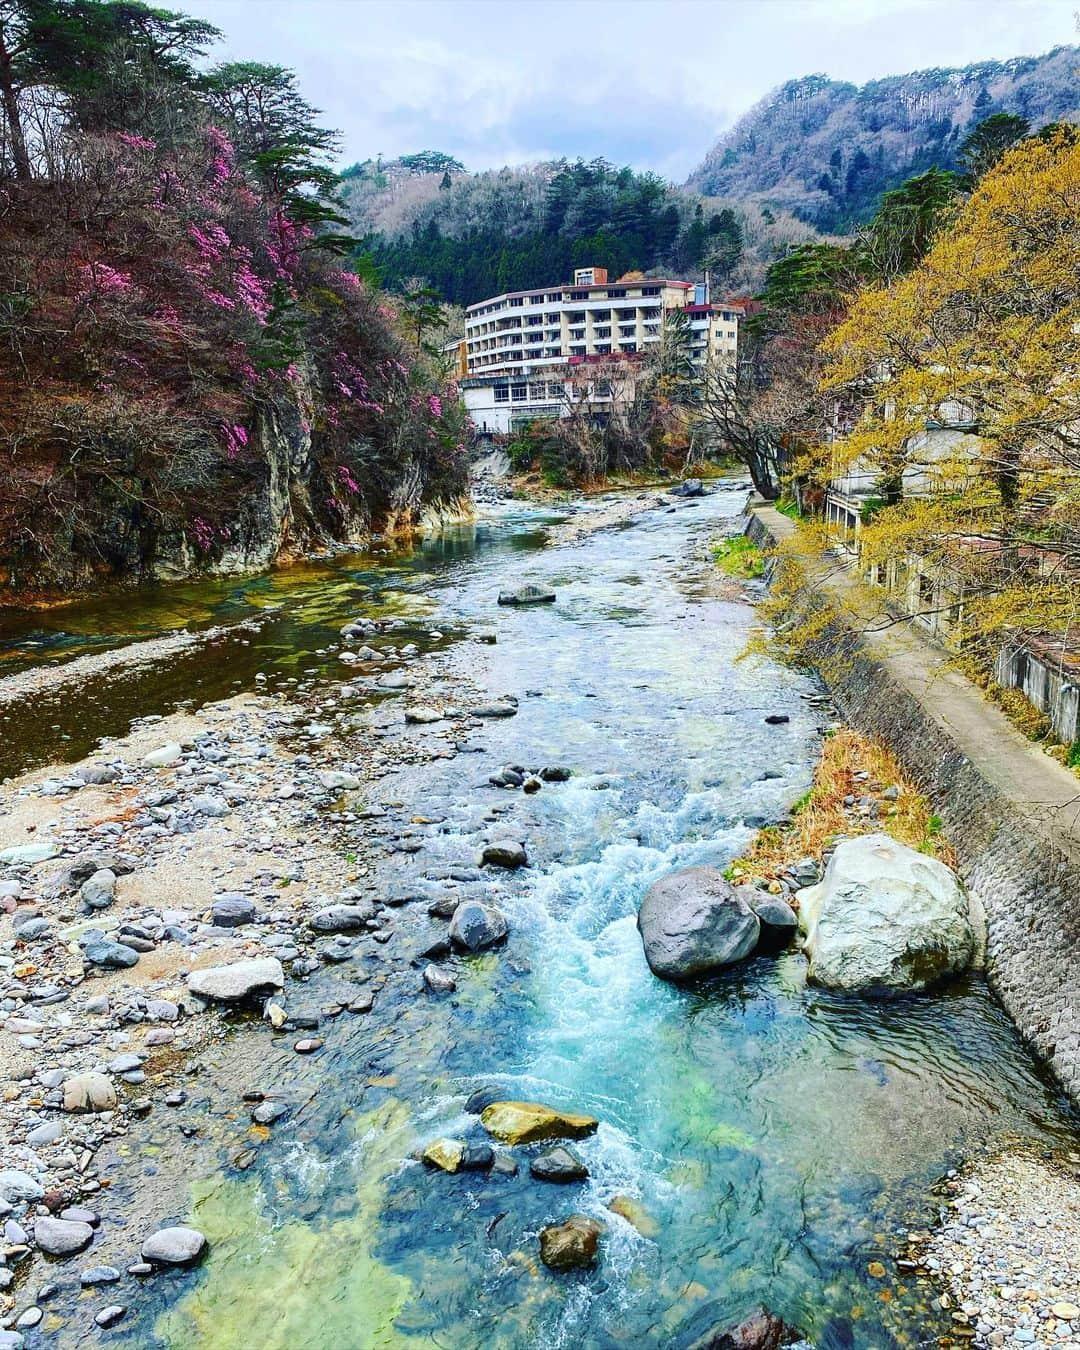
[181,0,1078,180]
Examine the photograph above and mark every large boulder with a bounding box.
[637,867,760,980]
[677,1305,802,1350]
[480,1100,598,1145]
[797,833,975,996]
[669,478,704,498]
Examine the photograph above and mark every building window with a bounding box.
[570,290,588,300]
[511,382,527,401]
[642,286,660,296]
[494,386,509,403]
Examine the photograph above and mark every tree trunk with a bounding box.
[0,35,30,182]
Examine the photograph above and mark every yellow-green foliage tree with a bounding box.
[813,128,1080,650]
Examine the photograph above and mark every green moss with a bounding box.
[157,1100,414,1350]
[712,535,765,579]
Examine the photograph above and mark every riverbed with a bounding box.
[2,485,1077,1350]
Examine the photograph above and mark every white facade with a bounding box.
[461,269,741,434]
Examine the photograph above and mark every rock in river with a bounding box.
[637,866,760,980]
[479,838,528,870]
[676,1304,802,1349]
[187,957,284,1003]
[309,902,376,933]
[140,1226,207,1266]
[497,584,556,607]
[797,833,976,996]
[530,1146,588,1183]
[421,1139,465,1173]
[539,1215,603,1270]
[745,892,798,951]
[480,1100,598,1145]
[449,901,509,952]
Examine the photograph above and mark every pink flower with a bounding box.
[427,394,442,417]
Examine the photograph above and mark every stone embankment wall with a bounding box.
[746,509,1080,1104]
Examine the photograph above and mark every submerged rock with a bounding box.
[497,584,556,606]
[797,833,975,996]
[480,1101,598,1145]
[187,957,284,1003]
[539,1214,603,1270]
[449,901,508,952]
[637,866,760,980]
[677,1305,802,1349]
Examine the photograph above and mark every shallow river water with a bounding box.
[11,486,1077,1349]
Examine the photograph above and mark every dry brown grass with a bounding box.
[729,727,955,886]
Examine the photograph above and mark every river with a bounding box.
[5,484,1076,1349]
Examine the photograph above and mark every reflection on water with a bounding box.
[14,489,1074,1349]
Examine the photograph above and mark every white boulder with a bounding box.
[797,833,975,996]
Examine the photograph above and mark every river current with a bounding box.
[7,485,1076,1349]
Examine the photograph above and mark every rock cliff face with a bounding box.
[4,396,472,599]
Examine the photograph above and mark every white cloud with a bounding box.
[180,0,1078,177]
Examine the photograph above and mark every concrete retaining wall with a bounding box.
[746,510,1080,1104]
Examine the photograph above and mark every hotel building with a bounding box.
[459,267,742,434]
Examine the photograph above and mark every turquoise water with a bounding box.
[15,488,1075,1349]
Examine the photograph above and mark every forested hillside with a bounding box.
[342,157,818,305]
[0,0,468,598]
[687,46,1079,229]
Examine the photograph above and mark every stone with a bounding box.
[449,901,509,952]
[251,1100,289,1126]
[318,771,362,791]
[210,895,256,927]
[539,1215,603,1270]
[474,702,517,719]
[797,834,976,996]
[422,964,456,994]
[0,1171,44,1204]
[479,838,528,870]
[143,743,183,767]
[84,940,139,969]
[309,903,375,933]
[480,1101,599,1145]
[73,763,118,785]
[530,1147,588,1183]
[293,1037,322,1053]
[421,1139,465,1173]
[26,1121,62,1147]
[140,1226,207,1266]
[497,584,556,607]
[680,1306,802,1349]
[79,869,116,911]
[80,1267,120,1286]
[637,866,760,980]
[95,1307,126,1328]
[0,841,59,865]
[668,478,704,498]
[746,893,798,951]
[187,958,284,1003]
[33,1215,94,1256]
[763,714,790,726]
[539,766,571,782]
[404,706,444,724]
[62,1073,117,1114]
[459,1143,494,1171]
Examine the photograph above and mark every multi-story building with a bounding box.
[460,267,741,434]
